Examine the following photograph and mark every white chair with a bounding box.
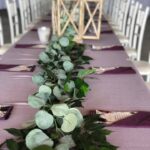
[116,1,140,46]
[29,0,40,23]
[0,17,4,46]
[5,0,21,43]
[0,16,10,55]
[112,0,131,33]
[18,0,32,33]
[129,6,150,80]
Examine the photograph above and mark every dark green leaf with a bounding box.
[5,128,22,137]
[32,145,54,150]
[77,69,96,78]
[6,139,19,150]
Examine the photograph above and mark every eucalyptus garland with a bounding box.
[1,31,117,150]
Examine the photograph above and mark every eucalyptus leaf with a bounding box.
[68,108,83,127]
[61,113,77,133]
[39,52,51,63]
[36,93,49,101]
[53,43,61,51]
[26,129,54,150]
[35,110,54,130]
[51,103,69,117]
[28,95,46,109]
[59,135,75,148]
[50,49,57,56]
[59,37,70,47]
[55,144,69,150]
[51,35,58,42]
[39,85,52,96]
[53,86,62,99]
[61,56,71,62]
[63,61,74,72]
[32,75,45,86]
[55,69,67,80]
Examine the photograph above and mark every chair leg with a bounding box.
[146,52,150,82]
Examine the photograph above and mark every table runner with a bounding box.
[0,16,150,150]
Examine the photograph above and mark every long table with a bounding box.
[0,17,150,149]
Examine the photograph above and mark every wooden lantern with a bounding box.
[52,0,103,42]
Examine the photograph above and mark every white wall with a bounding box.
[136,0,150,7]
[0,0,6,9]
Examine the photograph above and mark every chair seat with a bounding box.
[125,47,137,59]
[117,34,129,45]
[134,60,150,75]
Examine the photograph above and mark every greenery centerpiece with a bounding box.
[0,28,117,150]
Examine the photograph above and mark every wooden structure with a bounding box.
[52,0,103,41]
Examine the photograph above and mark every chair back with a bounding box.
[133,5,150,61]
[5,0,19,43]
[29,0,38,22]
[0,17,4,46]
[121,0,131,35]
[18,0,31,33]
[126,1,140,46]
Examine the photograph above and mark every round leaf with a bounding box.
[55,144,69,150]
[35,110,54,130]
[53,86,62,99]
[68,108,83,127]
[64,81,75,92]
[59,135,75,148]
[59,37,69,47]
[39,85,52,96]
[61,113,77,133]
[26,129,54,150]
[28,95,46,109]
[61,56,71,62]
[51,103,69,117]
[36,92,49,100]
[53,43,61,51]
[63,61,74,72]
[32,75,45,86]
[55,69,67,80]
[39,52,51,63]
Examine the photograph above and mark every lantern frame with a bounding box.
[52,0,103,41]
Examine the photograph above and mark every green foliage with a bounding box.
[6,139,19,150]
[32,145,53,150]
[35,110,54,130]
[75,78,89,97]
[77,69,96,79]
[5,32,117,150]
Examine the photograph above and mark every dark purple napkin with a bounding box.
[101,30,113,34]
[0,64,36,72]
[15,44,41,49]
[89,110,150,127]
[0,106,13,120]
[92,45,125,51]
[102,67,136,74]
[102,20,108,24]
[111,112,150,127]
[30,28,37,32]
[41,19,51,22]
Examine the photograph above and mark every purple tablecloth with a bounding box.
[0,16,150,150]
